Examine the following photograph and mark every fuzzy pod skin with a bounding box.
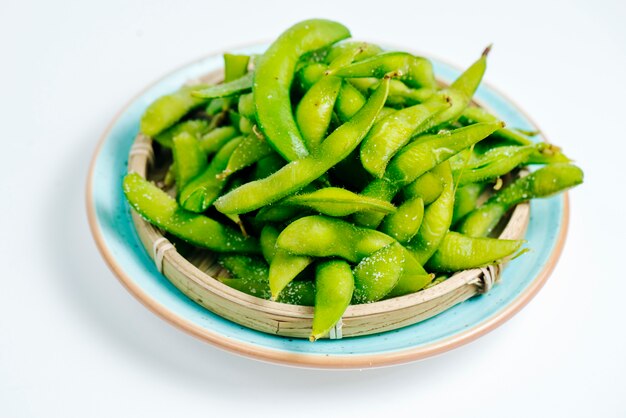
[406,161,455,265]
[335,52,437,89]
[460,163,584,237]
[425,232,524,272]
[178,137,243,213]
[220,135,273,179]
[171,132,207,194]
[214,78,390,214]
[353,243,405,303]
[276,216,395,263]
[401,169,445,205]
[218,255,314,306]
[123,173,258,253]
[452,183,487,226]
[268,251,313,301]
[380,197,424,244]
[254,19,351,161]
[279,187,396,217]
[385,122,504,186]
[154,119,210,148]
[192,72,253,99]
[140,85,210,137]
[296,75,342,151]
[360,97,451,178]
[311,260,354,341]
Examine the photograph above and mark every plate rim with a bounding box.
[85,47,570,369]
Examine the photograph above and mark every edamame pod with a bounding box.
[385,122,504,185]
[425,232,524,272]
[140,85,210,137]
[218,255,314,305]
[353,243,405,303]
[385,248,433,298]
[269,251,313,300]
[179,137,243,212]
[406,161,455,264]
[192,72,253,99]
[171,132,207,193]
[379,197,424,243]
[214,78,390,214]
[260,225,280,264]
[198,126,239,155]
[254,19,351,161]
[335,52,437,89]
[460,106,533,146]
[279,187,396,217]
[460,163,584,237]
[360,97,451,178]
[219,135,273,179]
[401,169,445,205]
[311,260,354,341]
[452,183,486,226]
[295,75,342,151]
[154,120,210,148]
[276,216,394,263]
[123,173,258,253]
[454,145,535,186]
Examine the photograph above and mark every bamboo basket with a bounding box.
[126,69,530,340]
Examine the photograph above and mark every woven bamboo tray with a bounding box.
[126,69,530,340]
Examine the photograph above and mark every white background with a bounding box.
[2,0,625,416]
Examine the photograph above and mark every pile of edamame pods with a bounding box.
[123,19,583,341]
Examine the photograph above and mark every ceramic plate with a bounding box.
[86,44,568,368]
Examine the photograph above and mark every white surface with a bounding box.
[2,0,625,416]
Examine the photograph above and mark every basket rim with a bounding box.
[85,44,570,368]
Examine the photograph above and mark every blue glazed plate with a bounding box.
[86,44,569,368]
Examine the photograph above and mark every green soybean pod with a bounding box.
[353,242,405,303]
[460,163,584,237]
[360,97,451,178]
[455,146,535,186]
[406,161,455,265]
[223,53,250,82]
[295,63,328,91]
[251,153,285,180]
[154,119,210,148]
[237,93,256,119]
[198,126,239,155]
[385,247,434,298]
[140,84,210,137]
[219,135,274,179]
[334,52,436,89]
[171,132,207,193]
[260,225,280,264]
[352,178,400,228]
[218,254,314,305]
[402,169,445,205]
[325,41,383,67]
[335,82,368,121]
[379,197,424,244]
[123,173,258,253]
[179,137,243,213]
[214,78,389,214]
[295,75,342,151]
[460,106,533,146]
[452,183,487,226]
[311,260,354,341]
[269,251,313,300]
[279,187,397,217]
[425,232,524,272]
[385,122,504,186]
[192,72,253,99]
[254,19,351,161]
[276,216,394,263]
